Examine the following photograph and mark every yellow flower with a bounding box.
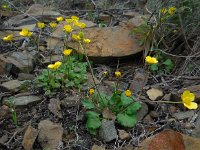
[19,28,32,37]
[49,22,57,28]
[72,34,81,41]
[103,71,108,77]
[48,64,55,69]
[115,71,121,78]
[73,20,79,27]
[63,49,72,56]
[66,18,73,23]
[3,34,13,41]
[168,6,176,15]
[160,8,167,14]
[78,22,86,29]
[56,16,63,22]
[71,16,79,21]
[37,22,45,29]
[145,56,158,64]
[63,25,73,33]
[181,90,198,110]
[53,61,62,69]
[83,39,91,44]
[125,90,132,97]
[89,88,95,95]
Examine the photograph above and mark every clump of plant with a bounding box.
[82,71,141,135]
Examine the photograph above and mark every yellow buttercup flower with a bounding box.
[19,28,32,37]
[66,18,73,23]
[63,49,72,56]
[53,61,62,69]
[145,56,158,64]
[78,22,86,29]
[3,34,13,41]
[49,22,57,28]
[37,22,45,29]
[115,71,121,78]
[160,8,167,14]
[48,64,55,69]
[56,16,63,22]
[89,88,95,95]
[71,16,79,21]
[73,20,79,27]
[72,34,81,41]
[103,71,108,77]
[181,90,198,110]
[125,90,132,97]
[83,39,91,44]
[168,6,176,15]
[63,25,73,33]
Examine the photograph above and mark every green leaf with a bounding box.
[163,59,173,66]
[121,92,132,106]
[117,113,137,127]
[150,64,158,71]
[82,98,95,109]
[126,102,141,115]
[86,111,101,135]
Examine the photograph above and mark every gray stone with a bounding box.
[10,51,36,73]
[137,102,148,121]
[1,80,23,92]
[18,73,35,81]
[38,120,63,149]
[43,55,63,65]
[61,94,81,108]
[99,119,117,142]
[173,111,195,120]
[3,95,42,107]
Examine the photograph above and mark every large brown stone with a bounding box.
[135,129,185,150]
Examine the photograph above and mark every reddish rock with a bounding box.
[135,129,185,150]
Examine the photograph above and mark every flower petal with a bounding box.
[184,102,198,110]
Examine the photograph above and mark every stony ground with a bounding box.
[1,0,200,150]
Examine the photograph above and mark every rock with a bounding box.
[42,55,63,65]
[0,134,8,145]
[22,125,39,150]
[0,54,20,76]
[3,95,42,107]
[146,88,163,101]
[173,111,194,120]
[123,11,141,19]
[137,102,148,121]
[60,94,81,108]
[130,69,148,94]
[99,119,117,142]
[87,72,101,87]
[1,80,23,92]
[143,114,153,122]
[117,145,134,150]
[183,134,200,150]
[149,111,159,118]
[10,51,36,73]
[178,85,200,100]
[18,73,35,81]
[118,129,130,140]
[192,111,200,138]
[163,93,172,101]
[99,13,112,24]
[91,144,105,150]
[4,4,61,27]
[38,119,63,150]
[102,108,116,120]
[169,106,177,113]
[0,105,9,121]
[48,98,62,118]
[74,23,143,58]
[135,129,185,150]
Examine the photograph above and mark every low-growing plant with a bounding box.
[36,54,87,95]
[82,74,141,135]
